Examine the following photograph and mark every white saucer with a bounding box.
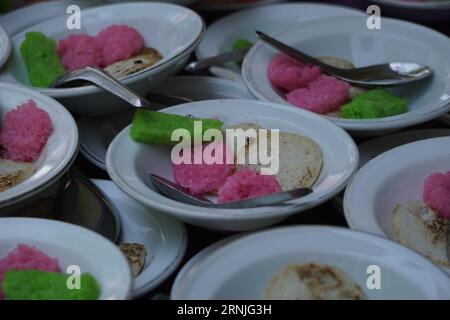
[0,24,11,69]
[79,76,252,170]
[92,179,187,298]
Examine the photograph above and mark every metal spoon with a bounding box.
[149,174,312,209]
[51,66,190,109]
[53,168,121,243]
[256,31,433,87]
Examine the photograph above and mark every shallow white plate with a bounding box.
[0,82,78,208]
[92,179,187,298]
[79,76,252,170]
[171,226,450,299]
[196,3,363,82]
[106,99,358,231]
[0,217,132,300]
[0,2,204,115]
[243,16,450,136]
[344,137,450,243]
[0,0,103,36]
[0,24,11,70]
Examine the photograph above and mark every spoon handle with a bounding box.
[255,31,339,73]
[52,66,152,108]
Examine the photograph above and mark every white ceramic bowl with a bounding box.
[0,2,204,116]
[344,137,450,239]
[171,226,450,300]
[106,99,358,231]
[196,2,363,81]
[242,16,450,136]
[0,218,132,300]
[0,82,78,209]
[0,24,11,70]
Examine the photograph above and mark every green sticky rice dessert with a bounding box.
[232,39,253,66]
[341,88,408,119]
[130,110,224,145]
[2,270,101,300]
[20,32,66,88]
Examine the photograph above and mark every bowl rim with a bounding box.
[5,2,205,97]
[106,99,359,221]
[242,15,450,132]
[343,136,450,235]
[0,24,12,70]
[196,1,365,61]
[171,225,450,299]
[0,217,133,300]
[371,0,450,10]
[0,82,79,207]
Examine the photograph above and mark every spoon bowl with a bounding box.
[256,31,433,87]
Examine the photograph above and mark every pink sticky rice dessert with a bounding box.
[57,34,102,71]
[286,75,350,114]
[268,54,321,92]
[0,100,53,162]
[423,171,450,219]
[96,25,144,67]
[173,141,235,195]
[218,167,282,204]
[0,244,61,300]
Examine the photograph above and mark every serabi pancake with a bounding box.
[236,131,323,191]
[119,243,148,277]
[318,56,367,100]
[264,263,366,300]
[104,47,163,79]
[0,158,35,192]
[391,201,450,268]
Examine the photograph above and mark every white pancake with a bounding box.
[391,201,450,268]
[0,158,35,192]
[264,263,366,300]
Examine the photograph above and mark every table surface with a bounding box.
[65,0,450,299]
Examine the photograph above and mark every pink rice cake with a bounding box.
[286,75,350,114]
[0,100,53,162]
[0,244,61,300]
[57,34,102,71]
[96,25,145,67]
[423,171,450,219]
[218,167,282,204]
[173,141,235,195]
[268,54,321,92]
